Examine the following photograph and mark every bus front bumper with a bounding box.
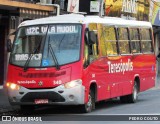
[7,84,85,106]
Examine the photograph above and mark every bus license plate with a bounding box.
[35,99,48,104]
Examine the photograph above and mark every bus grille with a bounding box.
[21,92,65,103]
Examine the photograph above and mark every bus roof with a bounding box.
[19,14,152,28]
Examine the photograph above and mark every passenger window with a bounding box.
[129,28,140,53]
[83,30,89,67]
[118,28,130,54]
[98,24,106,56]
[103,26,118,56]
[88,23,99,56]
[140,28,153,53]
[92,34,99,56]
[88,23,99,63]
[141,29,151,40]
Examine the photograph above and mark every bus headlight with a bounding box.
[64,79,82,89]
[6,82,20,90]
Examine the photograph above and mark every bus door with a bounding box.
[85,23,110,100]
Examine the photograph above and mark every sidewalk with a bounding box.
[156,73,160,89]
[0,88,14,114]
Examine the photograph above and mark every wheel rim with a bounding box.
[133,84,138,100]
[86,94,92,112]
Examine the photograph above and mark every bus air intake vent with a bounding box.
[19,71,66,78]
[21,92,65,103]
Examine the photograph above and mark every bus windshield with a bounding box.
[10,24,82,68]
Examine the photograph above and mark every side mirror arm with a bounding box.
[7,39,12,52]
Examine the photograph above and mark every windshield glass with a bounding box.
[10,24,82,67]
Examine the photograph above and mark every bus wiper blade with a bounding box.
[48,44,60,70]
[23,41,41,72]
[23,54,33,72]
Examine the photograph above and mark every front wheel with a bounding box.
[80,89,95,113]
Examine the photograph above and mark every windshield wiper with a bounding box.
[48,43,60,70]
[23,41,41,72]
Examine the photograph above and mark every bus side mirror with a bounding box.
[88,31,97,44]
[7,39,12,52]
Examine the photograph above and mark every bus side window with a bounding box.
[83,42,89,67]
[140,28,153,53]
[89,31,99,62]
[92,32,99,56]
[104,26,118,56]
[88,23,99,56]
[129,28,141,54]
[83,30,89,67]
[85,30,95,55]
[83,29,98,67]
[98,24,107,56]
[118,28,130,54]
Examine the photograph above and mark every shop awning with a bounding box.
[0,0,54,11]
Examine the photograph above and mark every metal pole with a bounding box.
[99,0,104,17]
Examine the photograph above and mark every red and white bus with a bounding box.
[6,14,156,113]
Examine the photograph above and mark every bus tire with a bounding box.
[120,81,138,103]
[127,81,138,103]
[81,89,95,113]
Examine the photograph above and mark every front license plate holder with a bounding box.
[35,99,49,104]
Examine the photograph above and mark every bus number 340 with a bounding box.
[53,80,62,85]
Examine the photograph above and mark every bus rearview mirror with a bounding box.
[7,39,12,52]
[89,31,97,44]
